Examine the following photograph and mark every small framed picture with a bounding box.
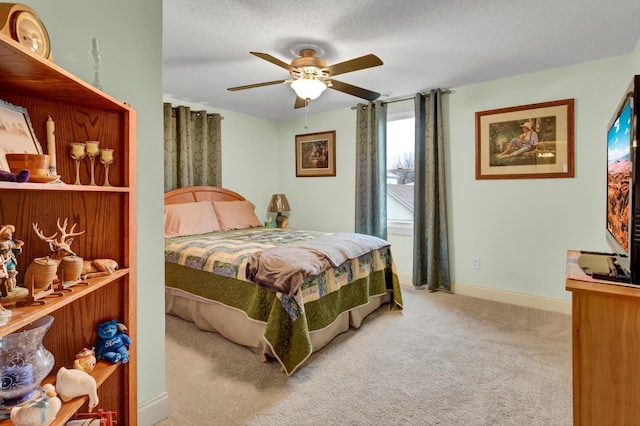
[0,99,43,171]
[475,99,574,180]
[295,130,336,177]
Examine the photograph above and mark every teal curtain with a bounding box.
[413,90,450,291]
[355,101,387,239]
[163,103,222,192]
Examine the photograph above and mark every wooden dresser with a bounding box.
[0,32,136,425]
[566,252,640,425]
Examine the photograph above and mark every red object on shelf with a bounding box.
[72,409,118,425]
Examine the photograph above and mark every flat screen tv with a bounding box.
[604,75,640,283]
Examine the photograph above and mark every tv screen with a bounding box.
[603,75,639,283]
[606,99,632,253]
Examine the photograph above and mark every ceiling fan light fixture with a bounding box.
[291,76,326,100]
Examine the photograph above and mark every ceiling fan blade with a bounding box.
[328,79,381,101]
[227,79,288,91]
[323,54,383,77]
[294,96,307,109]
[250,51,296,72]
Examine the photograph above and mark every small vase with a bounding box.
[0,315,55,407]
[59,255,84,283]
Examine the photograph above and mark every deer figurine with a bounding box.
[33,218,85,261]
[32,218,118,282]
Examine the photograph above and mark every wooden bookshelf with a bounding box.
[0,32,136,425]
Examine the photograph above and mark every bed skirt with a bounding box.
[165,286,390,364]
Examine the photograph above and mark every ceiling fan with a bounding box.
[227,49,383,109]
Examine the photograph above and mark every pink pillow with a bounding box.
[213,200,263,231]
[164,200,220,237]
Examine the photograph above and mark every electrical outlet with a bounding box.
[471,257,480,270]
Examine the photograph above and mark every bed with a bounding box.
[164,186,403,375]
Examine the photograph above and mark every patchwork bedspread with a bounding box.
[164,227,403,374]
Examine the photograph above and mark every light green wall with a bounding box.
[277,108,358,232]
[163,97,280,215]
[26,0,165,421]
[30,1,638,420]
[175,53,640,300]
[276,55,636,300]
[448,55,632,300]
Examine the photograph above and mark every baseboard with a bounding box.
[396,273,571,315]
[453,282,571,314]
[137,391,170,426]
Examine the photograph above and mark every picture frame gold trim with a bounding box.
[295,130,336,177]
[475,98,575,180]
[0,99,43,171]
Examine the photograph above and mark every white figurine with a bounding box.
[10,383,61,426]
[55,367,99,411]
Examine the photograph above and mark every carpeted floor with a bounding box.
[157,287,572,425]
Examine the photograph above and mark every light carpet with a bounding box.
[157,287,572,425]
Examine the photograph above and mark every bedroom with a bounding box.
[11,0,640,424]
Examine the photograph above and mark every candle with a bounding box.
[92,38,99,52]
[71,143,85,158]
[85,141,100,156]
[46,116,56,171]
[100,149,113,163]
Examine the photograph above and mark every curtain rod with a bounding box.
[351,89,453,109]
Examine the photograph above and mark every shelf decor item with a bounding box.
[56,255,89,292]
[46,115,56,176]
[0,315,55,408]
[70,142,86,185]
[85,141,100,186]
[0,3,53,62]
[100,148,113,187]
[0,99,43,172]
[18,256,64,307]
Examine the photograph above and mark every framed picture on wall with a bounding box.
[475,98,575,180]
[295,130,336,177]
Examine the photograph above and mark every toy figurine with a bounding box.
[0,249,14,324]
[10,383,61,426]
[55,367,99,411]
[95,320,131,364]
[0,224,24,296]
[73,347,97,373]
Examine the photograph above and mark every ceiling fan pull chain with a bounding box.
[304,98,310,129]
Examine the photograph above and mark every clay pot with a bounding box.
[58,255,83,283]
[24,257,58,289]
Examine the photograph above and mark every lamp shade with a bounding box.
[268,194,291,213]
[290,76,327,100]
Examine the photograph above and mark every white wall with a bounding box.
[26,2,166,424]
[633,38,640,73]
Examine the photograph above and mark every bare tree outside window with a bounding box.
[389,152,415,184]
[387,116,415,225]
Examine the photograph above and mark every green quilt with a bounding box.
[165,228,403,374]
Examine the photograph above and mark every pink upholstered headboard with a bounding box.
[164,186,246,205]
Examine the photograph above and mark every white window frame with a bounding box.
[386,109,415,236]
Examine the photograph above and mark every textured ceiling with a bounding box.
[163,0,640,121]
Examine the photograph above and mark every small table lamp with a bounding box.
[268,194,291,228]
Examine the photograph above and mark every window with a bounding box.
[387,111,414,235]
